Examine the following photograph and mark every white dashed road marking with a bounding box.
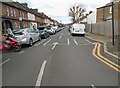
[67,38,70,45]
[59,36,62,39]
[35,60,47,88]
[73,39,78,45]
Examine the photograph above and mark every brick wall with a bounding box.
[96,5,112,23]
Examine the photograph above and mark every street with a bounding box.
[2,28,118,87]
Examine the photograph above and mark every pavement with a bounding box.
[85,33,120,60]
[1,28,119,87]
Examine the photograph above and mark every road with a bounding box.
[2,28,119,87]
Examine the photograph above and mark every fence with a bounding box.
[85,21,112,37]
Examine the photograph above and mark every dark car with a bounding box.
[36,29,49,39]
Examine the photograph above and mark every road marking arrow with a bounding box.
[52,42,58,50]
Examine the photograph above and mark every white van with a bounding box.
[70,23,85,36]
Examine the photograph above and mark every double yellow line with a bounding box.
[92,43,120,72]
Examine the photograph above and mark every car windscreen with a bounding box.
[47,28,51,30]
[14,29,24,35]
[38,26,45,30]
[73,24,85,29]
[39,30,44,33]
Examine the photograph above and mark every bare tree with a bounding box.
[69,3,92,23]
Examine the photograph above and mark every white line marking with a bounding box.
[35,60,47,87]
[73,39,78,45]
[67,38,70,45]
[85,39,93,44]
[59,36,62,39]
[19,51,24,54]
[43,39,51,45]
[91,84,96,88]
[52,42,58,50]
[52,44,57,50]
[36,39,46,46]
[0,59,10,65]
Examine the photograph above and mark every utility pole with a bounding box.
[112,0,115,46]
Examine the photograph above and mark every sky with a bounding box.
[15,0,111,24]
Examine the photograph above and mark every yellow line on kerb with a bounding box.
[97,43,120,69]
[92,43,120,72]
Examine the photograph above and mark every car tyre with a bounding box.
[38,36,41,41]
[29,39,33,47]
[13,45,21,52]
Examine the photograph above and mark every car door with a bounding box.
[31,29,39,42]
[27,28,36,42]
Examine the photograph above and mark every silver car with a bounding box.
[14,28,41,46]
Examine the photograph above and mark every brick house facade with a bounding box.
[96,1,120,23]
[96,3,112,22]
[1,2,28,33]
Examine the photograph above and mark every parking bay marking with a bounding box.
[35,39,46,46]
[85,39,93,44]
[0,59,10,65]
[43,39,51,45]
[35,60,47,87]
[19,51,24,55]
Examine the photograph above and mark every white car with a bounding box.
[70,23,85,36]
[14,28,41,46]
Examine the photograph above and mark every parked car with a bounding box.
[47,27,55,35]
[36,29,49,39]
[14,28,41,46]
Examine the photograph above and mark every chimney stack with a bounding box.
[21,3,28,7]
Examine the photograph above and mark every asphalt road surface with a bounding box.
[2,28,119,87]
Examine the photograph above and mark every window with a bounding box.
[20,11,22,17]
[14,9,16,17]
[22,13,25,18]
[10,8,13,16]
[109,7,112,13]
[6,7,9,16]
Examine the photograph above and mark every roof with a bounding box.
[97,2,112,9]
[2,2,27,11]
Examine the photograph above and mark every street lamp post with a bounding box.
[111,0,115,46]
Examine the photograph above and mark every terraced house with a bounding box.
[1,1,28,33]
[0,1,56,35]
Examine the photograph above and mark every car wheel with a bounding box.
[29,39,33,47]
[38,36,41,41]
[13,45,21,52]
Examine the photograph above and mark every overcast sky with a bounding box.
[16,0,111,24]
